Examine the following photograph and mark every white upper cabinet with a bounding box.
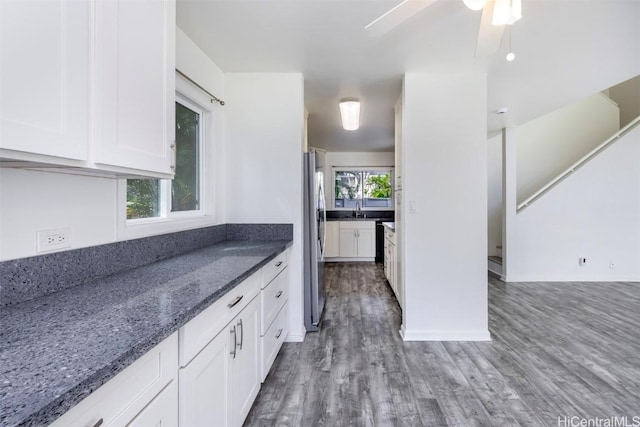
[0,0,176,178]
[0,0,90,161]
[94,0,175,175]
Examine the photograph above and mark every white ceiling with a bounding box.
[178,0,640,152]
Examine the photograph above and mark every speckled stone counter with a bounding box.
[0,239,292,427]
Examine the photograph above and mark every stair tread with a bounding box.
[488,256,503,265]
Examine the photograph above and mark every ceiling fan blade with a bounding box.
[365,0,440,37]
[475,0,506,57]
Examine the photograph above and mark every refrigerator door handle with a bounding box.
[322,205,327,261]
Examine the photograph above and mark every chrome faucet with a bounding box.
[354,201,362,218]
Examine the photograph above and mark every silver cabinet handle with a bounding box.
[275,328,283,339]
[170,142,176,171]
[227,295,244,309]
[230,326,237,359]
[92,419,104,427]
[237,319,243,350]
[275,261,283,267]
[275,291,283,298]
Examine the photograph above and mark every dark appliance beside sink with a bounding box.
[326,210,394,263]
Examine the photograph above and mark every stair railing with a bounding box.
[517,114,640,213]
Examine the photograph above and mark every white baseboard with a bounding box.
[401,329,492,342]
[285,333,305,343]
[504,274,640,283]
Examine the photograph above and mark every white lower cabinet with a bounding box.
[178,324,231,427]
[51,250,291,427]
[338,221,376,259]
[260,263,289,382]
[324,222,340,258]
[179,294,260,427]
[127,381,178,427]
[231,296,261,426]
[50,333,179,427]
[384,226,399,305]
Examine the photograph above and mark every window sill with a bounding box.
[118,214,219,241]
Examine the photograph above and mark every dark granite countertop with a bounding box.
[326,217,389,222]
[0,239,292,427]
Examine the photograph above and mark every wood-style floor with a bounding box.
[244,262,640,426]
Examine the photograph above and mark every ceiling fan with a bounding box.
[365,0,522,58]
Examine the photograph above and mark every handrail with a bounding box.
[517,114,640,213]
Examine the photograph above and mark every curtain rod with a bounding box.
[176,69,225,106]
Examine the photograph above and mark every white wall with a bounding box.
[487,135,502,257]
[401,72,489,341]
[323,151,394,209]
[487,93,620,258]
[0,169,117,260]
[0,28,225,261]
[509,125,640,282]
[517,93,619,204]
[224,73,305,342]
[609,75,640,128]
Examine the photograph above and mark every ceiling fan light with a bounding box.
[492,0,522,26]
[463,0,488,11]
[339,99,360,131]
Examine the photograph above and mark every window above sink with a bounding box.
[333,167,394,210]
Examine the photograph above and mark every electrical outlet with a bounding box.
[37,228,71,253]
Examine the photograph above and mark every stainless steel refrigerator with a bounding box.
[303,149,326,332]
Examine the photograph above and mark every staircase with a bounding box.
[488,75,640,281]
[488,255,502,277]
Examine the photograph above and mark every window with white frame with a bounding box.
[333,167,394,209]
[126,96,204,220]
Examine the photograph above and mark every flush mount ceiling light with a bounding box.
[492,0,522,26]
[339,99,360,131]
[463,0,488,11]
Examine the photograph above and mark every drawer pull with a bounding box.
[275,328,283,339]
[92,419,104,427]
[275,291,283,299]
[275,261,283,267]
[227,295,244,309]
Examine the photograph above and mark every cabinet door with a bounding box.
[94,0,175,175]
[126,381,178,427]
[357,229,376,258]
[324,222,340,258]
[0,0,89,161]
[232,296,261,427]
[179,325,232,427]
[339,229,357,258]
[389,244,396,294]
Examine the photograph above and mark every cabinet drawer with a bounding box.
[261,267,288,335]
[50,333,178,427]
[179,271,260,367]
[339,221,375,230]
[260,303,288,382]
[385,229,396,245]
[262,250,288,287]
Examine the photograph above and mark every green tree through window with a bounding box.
[126,100,202,219]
